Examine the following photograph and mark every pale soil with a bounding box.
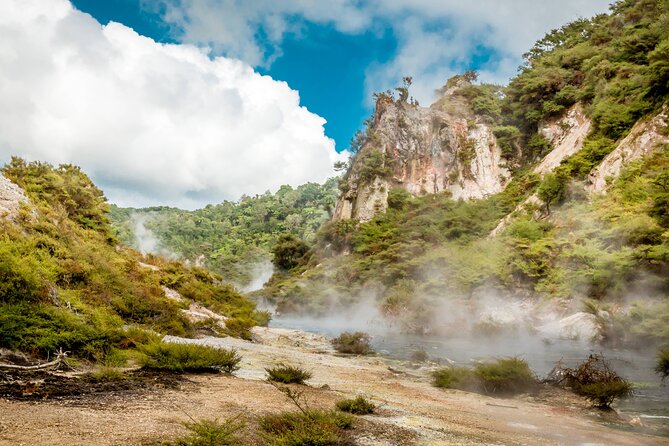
[0,327,666,446]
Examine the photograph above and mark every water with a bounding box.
[270,315,669,435]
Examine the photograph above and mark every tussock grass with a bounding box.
[331,332,373,355]
[168,417,244,446]
[433,358,537,395]
[265,364,312,384]
[335,396,376,415]
[259,409,353,446]
[140,342,240,373]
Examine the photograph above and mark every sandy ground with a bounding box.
[0,327,667,446]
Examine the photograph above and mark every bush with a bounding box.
[265,364,312,384]
[335,396,376,415]
[433,358,537,395]
[474,358,537,394]
[259,409,353,446]
[170,417,244,446]
[140,341,241,373]
[655,348,669,381]
[331,331,373,355]
[549,355,632,408]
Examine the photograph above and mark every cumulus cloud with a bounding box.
[0,0,345,209]
[153,0,611,104]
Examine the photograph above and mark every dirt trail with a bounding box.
[0,327,666,446]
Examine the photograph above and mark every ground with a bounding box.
[0,327,666,446]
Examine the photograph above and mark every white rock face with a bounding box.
[537,312,600,341]
[536,103,591,175]
[334,95,510,221]
[589,108,669,193]
[0,174,28,219]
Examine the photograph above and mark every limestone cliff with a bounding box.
[334,86,510,221]
[0,174,29,220]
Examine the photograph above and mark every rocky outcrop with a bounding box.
[0,174,29,219]
[535,103,591,175]
[334,90,510,221]
[588,108,669,193]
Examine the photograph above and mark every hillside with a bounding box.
[261,0,669,347]
[0,157,266,363]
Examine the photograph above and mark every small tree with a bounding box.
[271,234,311,271]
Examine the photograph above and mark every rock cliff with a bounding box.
[0,174,29,219]
[334,86,511,221]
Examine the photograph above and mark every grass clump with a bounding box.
[265,364,312,384]
[432,358,537,395]
[140,342,240,374]
[656,348,669,381]
[259,409,353,446]
[335,396,376,415]
[170,417,244,446]
[331,331,373,355]
[548,354,632,408]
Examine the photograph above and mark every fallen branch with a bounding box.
[0,348,72,371]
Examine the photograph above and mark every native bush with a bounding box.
[259,409,353,446]
[169,417,245,446]
[331,331,373,355]
[265,364,313,384]
[656,348,669,381]
[433,358,537,395]
[140,342,241,373]
[336,396,376,415]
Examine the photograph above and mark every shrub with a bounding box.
[474,358,537,394]
[410,349,429,362]
[171,417,244,446]
[433,358,537,395]
[265,364,312,384]
[259,409,353,446]
[140,341,241,373]
[331,331,373,355]
[335,396,376,415]
[549,355,632,408]
[655,348,669,381]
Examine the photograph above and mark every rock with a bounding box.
[537,312,600,341]
[535,103,591,175]
[0,175,29,220]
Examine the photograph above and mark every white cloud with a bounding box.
[0,0,345,209]
[154,0,611,104]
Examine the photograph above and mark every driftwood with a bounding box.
[0,348,71,371]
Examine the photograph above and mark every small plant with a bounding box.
[265,364,312,384]
[84,366,126,382]
[474,358,537,394]
[547,355,633,408]
[655,348,669,381]
[432,358,537,395]
[331,331,373,355]
[171,417,244,446]
[336,396,376,415]
[410,349,428,362]
[259,410,353,446]
[140,341,241,373]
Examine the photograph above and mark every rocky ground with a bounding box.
[0,327,667,446]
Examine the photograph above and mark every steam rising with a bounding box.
[242,260,275,292]
[131,214,177,259]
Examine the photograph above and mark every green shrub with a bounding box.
[171,417,244,446]
[335,396,375,415]
[331,331,373,355]
[265,364,313,384]
[554,355,633,408]
[259,409,353,446]
[432,367,478,390]
[655,348,669,381]
[433,358,537,395]
[473,358,537,394]
[140,342,241,373]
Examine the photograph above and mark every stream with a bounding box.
[269,314,669,436]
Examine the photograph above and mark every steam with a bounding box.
[242,260,275,292]
[131,213,178,259]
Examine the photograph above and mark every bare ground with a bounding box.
[0,327,667,446]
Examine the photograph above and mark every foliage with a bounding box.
[335,396,376,415]
[265,364,313,384]
[656,348,669,380]
[331,332,373,355]
[259,409,353,446]
[139,342,241,373]
[549,355,633,408]
[433,358,537,395]
[272,234,312,271]
[169,417,244,446]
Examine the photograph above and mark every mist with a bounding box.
[131,213,178,259]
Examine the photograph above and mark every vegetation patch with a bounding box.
[336,396,376,415]
[140,342,240,374]
[547,355,633,408]
[655,348,669,381]
[433,358,537,395]
[259,409,354,446]
[331,332,374,355]
[166,417,244,446]
[265,364,312,385]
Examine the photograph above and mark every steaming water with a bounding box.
[270,314,669,435]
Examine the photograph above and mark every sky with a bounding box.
[0,0,611,209]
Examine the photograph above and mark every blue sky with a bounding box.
[0,0,611,208]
